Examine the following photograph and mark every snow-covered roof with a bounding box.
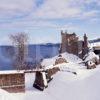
[89,42,100,48]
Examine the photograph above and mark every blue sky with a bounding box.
[0,0,100,45]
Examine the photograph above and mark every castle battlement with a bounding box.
[60,31,88,59]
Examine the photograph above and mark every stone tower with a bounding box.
[82,34,88,58]
[60,31,79,56]
[60,31,89,59]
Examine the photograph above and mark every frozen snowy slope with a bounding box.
[24,66,100,100]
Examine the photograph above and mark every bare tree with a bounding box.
[10,33,28,70]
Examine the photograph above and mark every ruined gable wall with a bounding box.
[60,32,79,56]
[60,32,67,53]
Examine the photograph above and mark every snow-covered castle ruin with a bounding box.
[60,31,89,59]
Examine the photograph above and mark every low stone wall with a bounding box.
[46,67,60,77]
[0,72,25,93]
[55,57,68,65]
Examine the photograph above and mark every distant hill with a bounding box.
[89,38,100,43]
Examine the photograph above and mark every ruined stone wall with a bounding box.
[78,41,83,58]
[0,73,25,92]
[60,32,67,53]
[60,31,88,59]
[60,32,79,56]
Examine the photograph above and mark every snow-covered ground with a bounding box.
[0,70,24,75]
[0,88,23,100]
[1,65,100,100]
[0,52,100,100]
[42,52,82,67]
[83,51,99,62]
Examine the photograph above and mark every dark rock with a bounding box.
[33,71,48,91]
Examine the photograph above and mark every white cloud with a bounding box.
[0,0,35,19]
[81,10,100,19]
[28,0,99,20]
[84,0,100,4]
[0,0,99,45]
[0,0,99,20]
[0,18,78,32]
[33,0,81,19]
[89,18,99,23]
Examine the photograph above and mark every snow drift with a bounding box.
[24,65,100,100]
[0,89,18,100]
[83,51,99,62]
[42,52,82,67]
